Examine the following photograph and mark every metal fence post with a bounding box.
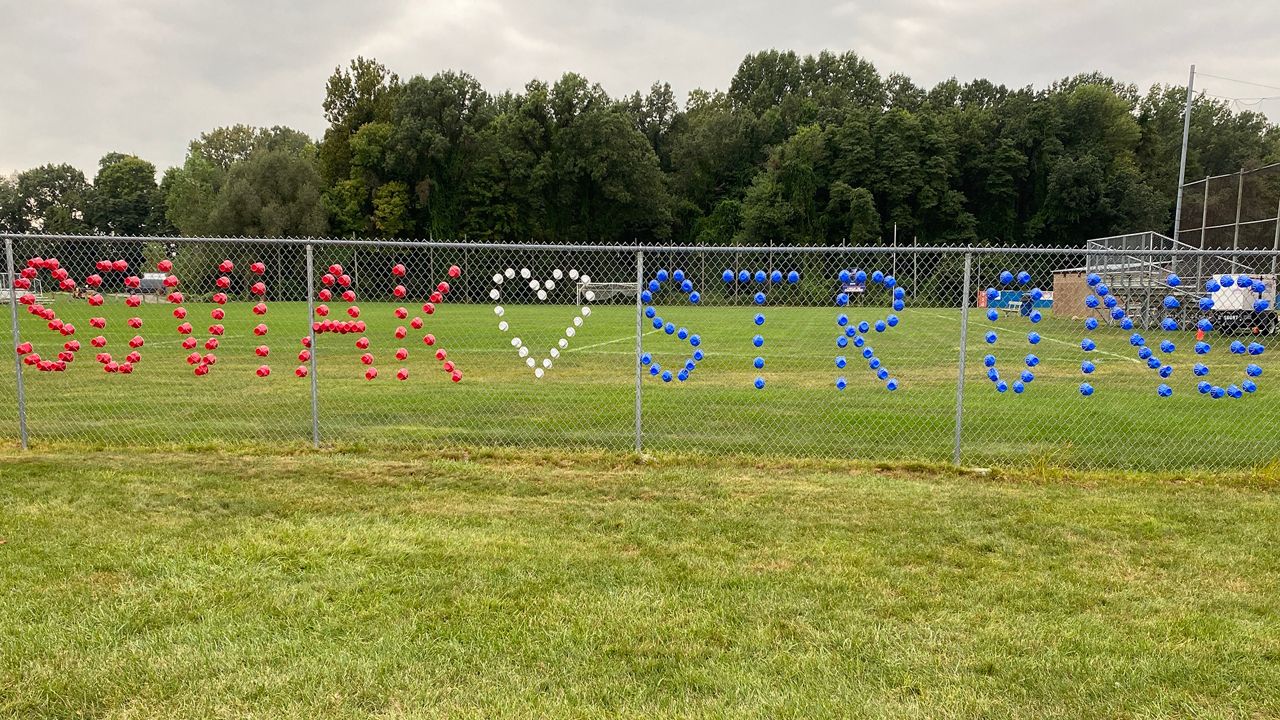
[305,243,319,448]
[952,252,973,466]
[5,238,28,450]
[634,249,644,453]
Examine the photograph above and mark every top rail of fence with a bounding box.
[6,232,1280,257]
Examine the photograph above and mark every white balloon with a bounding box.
[573,316,582,327]
[550,348,560,359]
[584,291,596,302]
[581,306,591,317]
[552,269,563,280]
[537,289,547,301]
[545,279,556,290]
[498,321,508,331]
[529,279,540,290]
[520,268,531,279]
[542,358,552,368]
[504,268,515,279]
[534,367,544,378]
[558,338,569,349]
[581,274,591,284]
[565,327,576,337]
[511,337,522,347]
[569,269,580,280]
[493,273,503,285]
[527,357,536,368]
[489,289,500,300]
[518,346,529,358]
[494,305,504,316]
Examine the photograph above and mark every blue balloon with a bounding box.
[1085,295,1100,308]
[858,321,870,333]
[1210,386,1225,399]
[770,270,782,284]
[1097,284,1111,297]
[649,365,659,376]
[1138,346,1153,360]
[1168,274,1182,287]
[1198,381,1212,394]
[872,270,885,283]
[689,291,701,304]
[672,269,685,282]
[1193,363,1209,376]
[836,336,848,348]
[1248,342,1265,356]
[999,270,1014,285]
[874,320,886,333]
[1103,296,1118,310]
[985,331,997,344]
[1159,365,1173,378]
[754,270,766,284]
[877,368,890,380]
[855,270,867,284]
[887,315,900,327]
[1157,384,1172,397]
[648,279,660,292]
[1080,382,1095,396]
[641,353,652,365]
[1161,318,1179,332]
[1016,271,1032,285]
[1012,381,1025,394]
[987,309,999,321]
[839,269,851,283]
[1247,363,1263,377]
[754,292,766,305]
[652,317,663,329]
[645,306,656,318]
[1195,341,1211,354]
[722,269,734,283]
[677,327,689,340]
[685,360,695,371]
[693,349,704,361]
[1238,275,1253,289]
[987,368,1000,381]
[1199,297,1215,312]
[656,269,669,282]
[754,313,765,326]
[862,348,874,359]
[893,300,905,312]
[986,288,999,300]
[753,356,764,369]
[1197,319,1213,332]
[837,314,849,326]
[1081,361,1095,374]
[853,336,865,348]
[1230,340,1246,354]
[1160,340,1176,353]
[1028,332,1041,345]
[1206,279,1220,292]
[996,380,1009,393]
[1221,275,1235,287]
[738,270,750,283]
[752,334,763,347]
[886,379,899,391]
[1081,338,1097,352]
[1243,380,1258,393]
[845,326,857,338]
[787,270,800,284]
[1163,295,1180,309]
[1110,308,1126,320]
[984,354,996,367]
[754,377,765,389]
[836,356,847,368]
[1086,273,1102,286]
[662,370,672,382]
[1130,333,1145,347]
[884,276,897,288]
[664,322,675,335]
[1085,317,1099,330]
[836,293,849,306]
[1121,319,1134,330]
[1020,370,1034,383]
[1227,385,1243,399]
[680,279,693,293]
[678,370,689,382]
[836,377,847,390]
[690,335,701,347]
[641,290,653,303]
[869,357,881,370]
[1025,354,1040,367]
[1030,288,1044,301]
[1147,357,1162,370]
[894,287,906,300]
[1255,299,1271,312]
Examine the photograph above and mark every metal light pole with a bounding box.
[1172,64,1196,241]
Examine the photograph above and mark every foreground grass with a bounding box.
[2,447,1279,718]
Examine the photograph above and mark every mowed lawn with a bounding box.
[1,448,1279,718]
[1,294,1277,470]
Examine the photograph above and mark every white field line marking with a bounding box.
[564,329,662,354]
[929,312,1139,364]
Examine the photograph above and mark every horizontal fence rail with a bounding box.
[1,232,1277,472]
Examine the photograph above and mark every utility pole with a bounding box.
[1172,64,1196,241]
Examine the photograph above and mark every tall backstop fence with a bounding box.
[2,232,1278,472]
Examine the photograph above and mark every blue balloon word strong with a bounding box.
[833,269,903,392]
[640,268,703,383]
[981,270,1043,395]
[720,268,800,389]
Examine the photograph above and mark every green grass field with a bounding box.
[2,447,1279,718]
[2,293,1277,470]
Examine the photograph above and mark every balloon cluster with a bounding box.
[1189,273,1267,399]
[639,268,703,383]
[386,262,462,382]
[15,257,85,372]
[833,269,902,392]
[492,267,592,378]
[982,270,1041,394]
[721,268,800,389]
[1077,270,1139,396]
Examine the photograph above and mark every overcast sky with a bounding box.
[2,0,1278,178]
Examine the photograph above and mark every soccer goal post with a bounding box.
[576,281,639,305]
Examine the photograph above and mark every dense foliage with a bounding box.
[3,50,1277,245]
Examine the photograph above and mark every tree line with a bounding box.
[3,50,1277,246]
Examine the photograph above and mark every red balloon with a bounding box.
[395,348,408,361]
[393,285,407,298]
[128,336,144,349]
[410,317,423,330]
[250,262,266,275]
[194,364,210,376]
[321,274,335,286]
[14,278,30,290]
[328,264,343,276]
[354,321,366,333]
[251,345,268,358]
[318,288,332,301]
[174,307,188,319]
[355,337,370,350]
[15,342,32,354]
[448,265,460,278]
[127,317,142,328]
[124,276,141,288]
[60,323,76,336]
[216,276,231,289]
[162,275,179,287]
[125,296,141,307]
[255,365,271,377]
[316,304,329,317]
[205,338,219,350]
[396,368,409,381]
[298,349,311,362]
[209,324,224,335]
[395,326,407,339]
[157,259,173,272]
[211,308,225,320]
[182,337,198,349]
[338,274,351,287]
[394,307,408,319]
[87,294,104,306]
[422,302,435,315]
[429,291,443,304]
[365,367,378,380]
[435,349,446,361]
[186,352,202,365]
[212,293,227,305]
[86,274,103,287]
[253,324,268,336]
[451,371,462,383]
[167,292,185,304]
[64,340,80,352]
[118,362,134,374]
[346,306,360,318]
[95,353,110,364]
[423,334,435,346]
[126,351,141,363]
[341,289,356,302]
[437,281,450,294]
[442,360,455,373]
[91,336,107,348]
[104,361,119,373]
[113,260,128,272]
[203,353,217,365]
[252,303,268,315]
[96,260,112,272]
[251,282,266,295]
[360,353,374,365]
[300,336,312,348]
[295,365,308,377]
[392,263,406,277]
[219,260,234,273]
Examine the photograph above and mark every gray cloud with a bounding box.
[2,0,1277,177]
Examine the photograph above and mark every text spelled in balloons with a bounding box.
[640,268,704,383]
[981,270,1043,395]
[492,267,592,379]
[721,268,800,389]
[834,269,902,392]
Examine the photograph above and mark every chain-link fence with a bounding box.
[2,233,1278,471]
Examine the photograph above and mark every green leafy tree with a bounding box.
[89,153,164,235]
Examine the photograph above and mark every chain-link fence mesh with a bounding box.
[2,233,1278,472]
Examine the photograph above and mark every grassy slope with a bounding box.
[0,297,1276,470]
[2,448,1279,718]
